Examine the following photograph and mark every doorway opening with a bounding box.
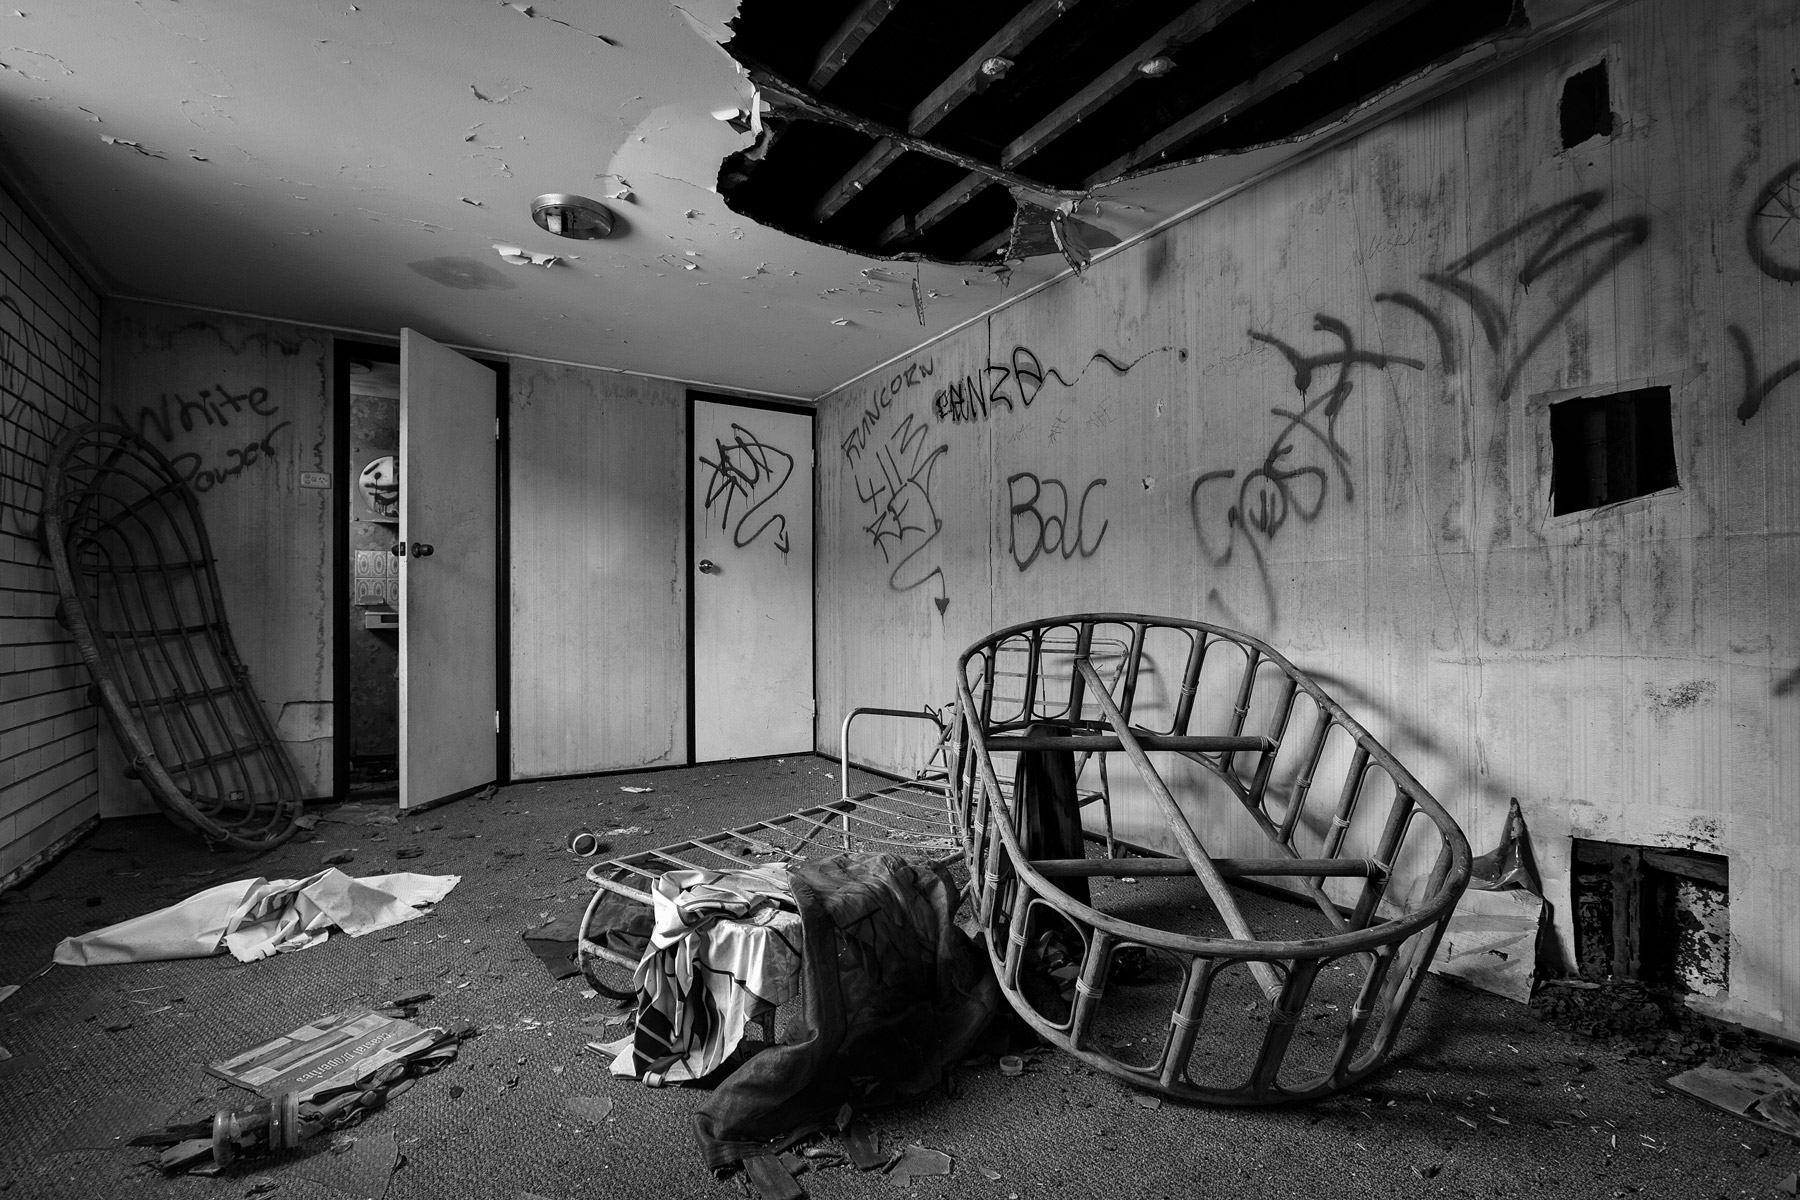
[335,341,402,802]
[332,335,512,810]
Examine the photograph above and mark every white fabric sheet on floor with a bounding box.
[608,864,802,1085]
[52,869,460,966]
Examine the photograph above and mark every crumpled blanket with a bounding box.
[53,869,460,965]
[691,852,998,1174]
[608,865,801,1086]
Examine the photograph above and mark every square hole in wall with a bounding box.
[1572,839,1728,996]
[1560,61,1614,149]
[1549,386,1677,515]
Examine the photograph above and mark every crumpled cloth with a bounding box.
[692,852,998,1173]
[52,869,460,965]
[608,865,801,1085]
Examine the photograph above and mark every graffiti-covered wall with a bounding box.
[816,0,1800,1039]
[102,301,335,802]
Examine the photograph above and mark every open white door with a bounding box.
[691,398,814,762]
[399,329,497,809]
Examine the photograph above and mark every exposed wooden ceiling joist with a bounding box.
[751,63,1085,201]
[908,0,1085,136]
[810,0,906,90]
[813,137,907,223]
[878,170,999,246]
[1000,0,1259,169]
[966,228,1012,260]
[1085,0,1437,185]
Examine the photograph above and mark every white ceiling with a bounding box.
[0,1,1582,398]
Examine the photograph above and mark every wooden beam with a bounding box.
[747,61,1082,201]
[875,213,916,247]
[1001,0,1257,168]
[877,171,997,246]
[812,137,907,223]
[1086,0,1436,185]
[909,0,1084,136]
[810,0,904,90]
[966,227,1012,259]
[847,0,1082,232]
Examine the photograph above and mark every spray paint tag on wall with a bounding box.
[299,472,331,489]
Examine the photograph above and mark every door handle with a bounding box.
[697,559,717,574]
[411,542,434,558]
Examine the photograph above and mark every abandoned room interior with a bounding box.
[1,0,1797,1195]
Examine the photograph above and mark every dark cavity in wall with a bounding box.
[1559,61,1614,149]
[1549,385,1677,514]
[1572,839,1729,996]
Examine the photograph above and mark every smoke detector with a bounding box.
[530,194,616,239]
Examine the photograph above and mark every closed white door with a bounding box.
[399,329,497,808]
[691,398,814,761]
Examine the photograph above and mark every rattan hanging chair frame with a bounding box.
[41,423,304,849]
[954,613,1470,1104]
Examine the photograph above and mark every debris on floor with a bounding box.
[318,803,402,826]
[743,1152,805,1200]
[884,1144,952,1185]
[521,917,585,981]
[563,1095,614,1125]
[1667,1063,1800,1137]
[605,864,800,1085]
[52,868,460,965]
[207,1008,466,1100]
[46,1090,178,1153]
[565,829,608,857]
[1428,798,1546,1003]
[137,1009,473,1174]
[1531,978,1758,1063]
[842,1118,885,1170]
[684,854,995,1177]
[286,1127,400,1199]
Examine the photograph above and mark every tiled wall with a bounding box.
[0,184,102,886]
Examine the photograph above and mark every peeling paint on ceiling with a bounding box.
[0,1,1593,397]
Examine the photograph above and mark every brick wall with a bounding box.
[0,182,101,886]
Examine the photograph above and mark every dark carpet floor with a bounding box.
[0,756,1794,1200]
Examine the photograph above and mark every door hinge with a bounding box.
[495,417,501,440]
[494,710,501,733]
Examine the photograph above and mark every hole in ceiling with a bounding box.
[714,0,1523,266]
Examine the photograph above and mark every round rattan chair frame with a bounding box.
[953,613,1470,1104]
[41,423,304,849]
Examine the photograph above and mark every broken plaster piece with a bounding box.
[830,318,851,326]
[493,243,562,267]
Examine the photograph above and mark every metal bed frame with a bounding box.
[575,706,963,992]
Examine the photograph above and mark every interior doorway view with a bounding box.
[334,333,508,811]
[343,350,401,803]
